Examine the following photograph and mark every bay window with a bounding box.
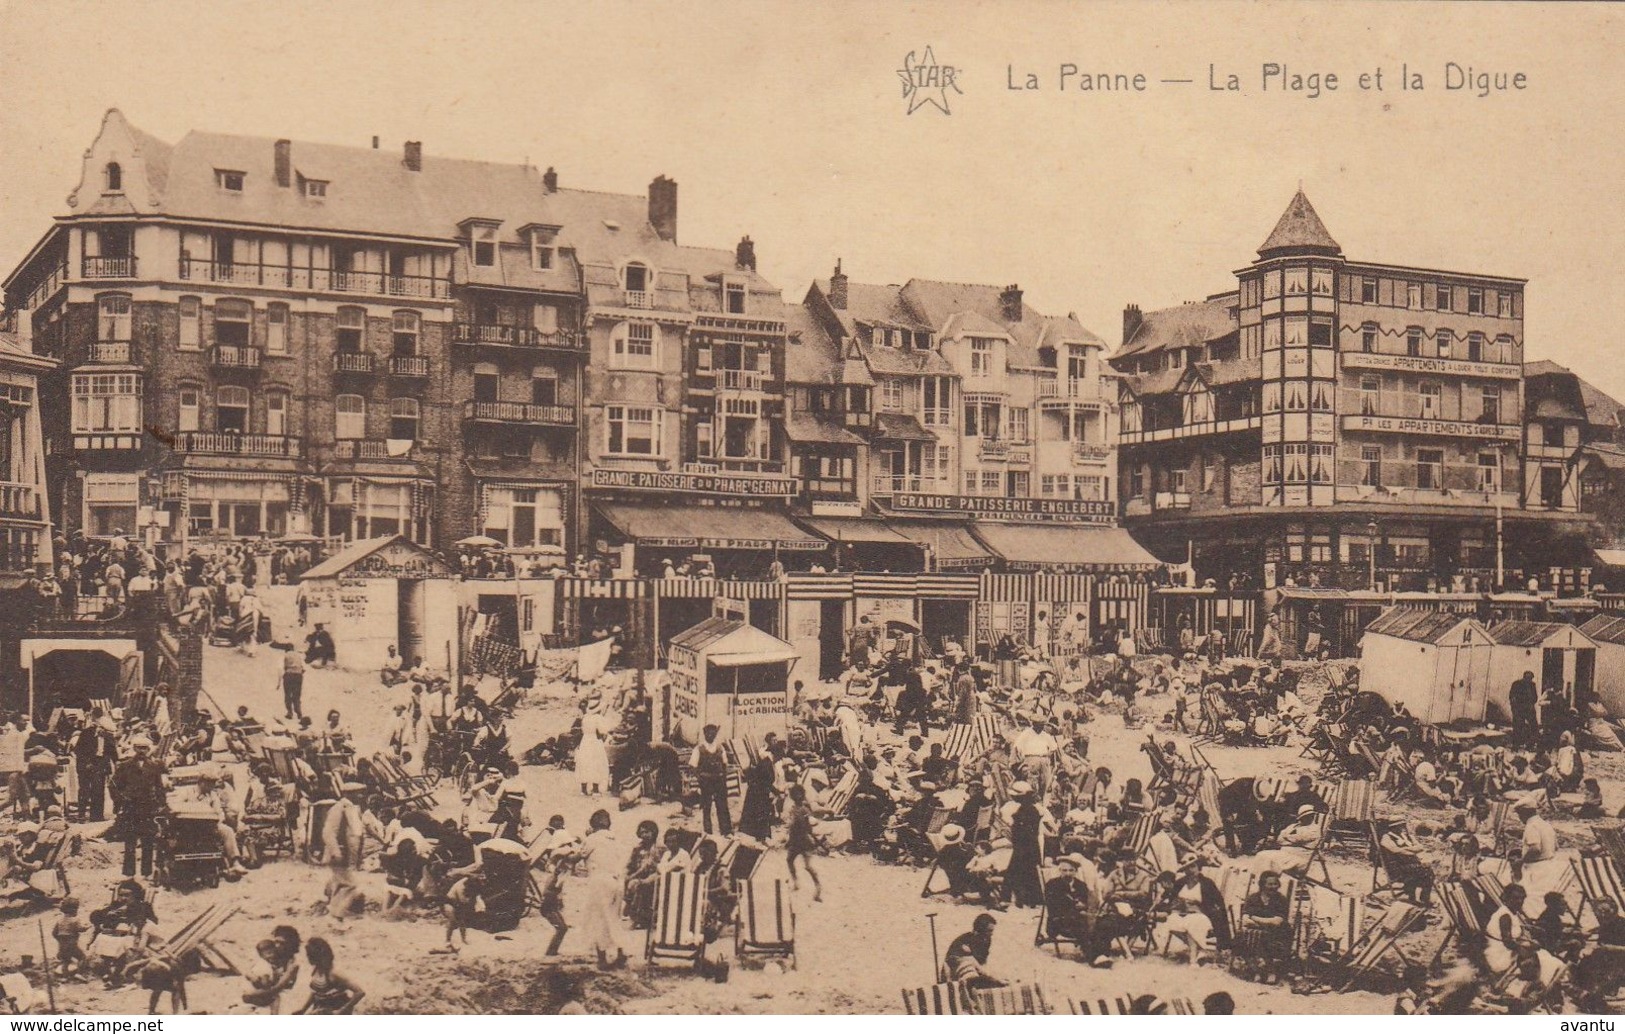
[607,405,661,455]
[71,373,142,434]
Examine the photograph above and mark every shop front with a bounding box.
[590,494,826,579]
[159,462,312,552]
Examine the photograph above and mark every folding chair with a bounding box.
[972,713,1004,750]
[1431,877,1496,965]
[153,903,241,976]
[900,982,973,1015]
[973,983,1048,1015]
[734,878,795,968]
[1570,852,1625,923]
[819,769,859,820]
[1594,824,1625,872]
[1069,994,1197,1015]
[646,870,708,969]
[1330,901,1425,991]
[1321,778,1377,849]
[942,723,979,762]
[1115,813,1161,873]
[718,839,765,887]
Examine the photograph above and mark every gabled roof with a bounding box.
[1119,367,1184,398]
[812,279,932,338]
[1485,620,1594,648]
[300,534,452,580]
[1525,359,1625,431]
[1363,608,1481,645]
[1114,294,1237,359]
[1258,190,1341,258]
[784,302,842,384]
[1581,614,1625,646]
[900,278,1104,368]
[668,616,798,664]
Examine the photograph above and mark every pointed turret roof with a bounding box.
[1258,190,1341,258]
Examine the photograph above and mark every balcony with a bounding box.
[332,440,416,461]
[24,263,67,310]
[1118,415,1261,445]
[450,322,583,353]
[1340,412,1520,442]
[210,344,262,369]
[178,257,451,300]
[333,352,376,374]
[623,290,653,309]
[718,369,767,392]
[462,400,575,426]
[390,355,430,378]
[82,255,138,278]
[173,432,301,458]
[1036,380,1098,403]
[0,481,41,520]
[1072,442,1113,463]
[88,341,132,364]
[871,475,950,496]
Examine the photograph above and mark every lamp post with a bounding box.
[1367,519,1379,592]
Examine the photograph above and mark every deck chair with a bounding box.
[154,903,241,974]
[725,736,760,769]
[1033,864,1085,956]
[901,982,973,1015]
[1115,813,1161,873]
[972,713,1004,749]
[973,983,1048,1015]
[1432,877,1498,965]
[646,870,708,969]
[1571,852,1625,922]
[734,878,795,968]
[1321,778,1377,849]
[942,723,980,762]
[1593,824,1625,872]
[1369,820,1438,898]
[819,769,859,819]
[262,745,299,784]
[717,840,765,887]
[1070,994,1197,1015]
[1331,901,1425,991]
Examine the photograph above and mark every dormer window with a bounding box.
[623,262,649,292]
[104,162,122,193]
[215,169,245,192]
[472,225,497,267]
[302,178,328,198]
[529,228,556,271]
[724,279,746,314]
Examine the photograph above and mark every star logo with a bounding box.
[898,47,962,115]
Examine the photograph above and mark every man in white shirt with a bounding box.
[1519,803,1557,863]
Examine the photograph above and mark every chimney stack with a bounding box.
[829,260,848,311]
[736,235,756,272]
[403,141,422,172]
[371,135,380,150]
[1123,303,1143,345]
[999,284,1023,322]
[274,139,292,188]
[648,175,678,243]
[542,166,558,193]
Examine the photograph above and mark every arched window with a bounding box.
[389,397,420,440]
[392,310,420,356]
[217,385,251,433]
[335,394,366,439]
[105,162,122,192]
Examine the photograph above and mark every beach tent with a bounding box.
[1357,608,1495,724]
[1484,620,1598,718]
[665,617,800,744]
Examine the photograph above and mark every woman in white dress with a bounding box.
[577,809,628,969]
[573,697,612,795]
[1484,883,1528,975]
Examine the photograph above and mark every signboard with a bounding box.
[348,540,453,578]
[1341,415,1519,440]
[810,500,864,518]
[1341,352,1521,380]
[888,492,1115,524]
[589,468,794,498]
[731,692,787,718]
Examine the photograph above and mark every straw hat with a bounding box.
[1009,780,1034,798]
[939,824,966,845]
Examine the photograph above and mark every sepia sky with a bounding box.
[1,1,1620,390]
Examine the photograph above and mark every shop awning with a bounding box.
[709,647,802,667]
[594,501,827,551]
[969,523,1161,571]
[873,413,937,442]
[784,413,866,446]
[885,519,995,570]
[801,516,915,546]
[1595,548,1625,568]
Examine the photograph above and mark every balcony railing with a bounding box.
[0,530,41,575]
[1037,379,1093,400]
[871,475,949,496]
[88,341,132,364]
[82,255,138,278]
[25,263,68,310]
[333,352,376,374]
[173,432,301,458]
[210,344,262,369]
[390,355,430,377]
[449,322,583,351]
[1073,442,1113,462]
[0,481,41,520]
[462,400,575,426]
[179,257,451,300]
[1118,415,1262,445]
[623,290,653,309]
[332,440,416,461]
[719,369,767,392]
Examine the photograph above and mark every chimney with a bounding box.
[1122,303,1143,345]
[542,166,558,193]
[403,141,422,172]
[735,235,756,272]
[999,284,1023,322]
[648,175,678,242]
[273,139,292,188]
[371,135,380,150]
[829,260,848,310]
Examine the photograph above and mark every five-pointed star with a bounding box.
[898,47,960,115]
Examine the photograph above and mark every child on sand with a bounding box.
[52,897,88,980]
[783,785,823,901]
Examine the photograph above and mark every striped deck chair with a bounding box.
[1431,877,1492,965]
[155,903,241,974]
[973,983,1049,1015]
[1571,852,1625,921]
[1228,872,1303,967]
[942,723,979,762]
[1299,883,1367,958]
[1594,824,1625,872]
[646,871,708,969]
[1070,994,1197,1015]
[820,769,859,819]
[1333,901,1424,991]
[901,982,973,1015]
[725,766,742,801]
[1115,813,1161,873]
[735,878,795,968]
[726,736,760,768]
[972,713,1004,748]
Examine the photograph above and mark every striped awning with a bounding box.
[559,578,647,599]
[852,573,980,599]
[785,573,854,600]
[654,579,785,600]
